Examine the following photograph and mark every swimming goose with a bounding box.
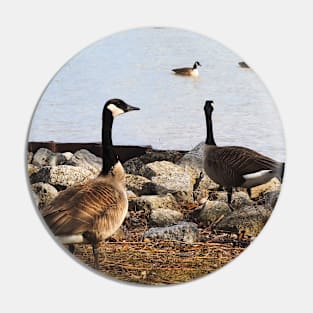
[203,100,284,207]
[172,61,201,77]
[41,99,140,269]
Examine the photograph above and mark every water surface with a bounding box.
[29,27,285,161]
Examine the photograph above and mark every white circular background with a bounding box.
[1,1,311,313]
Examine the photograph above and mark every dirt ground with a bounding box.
[72,228,249,285]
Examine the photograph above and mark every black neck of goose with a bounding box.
[205,109,216,145]
[102,108,113,147]
[193,63,197,69]
[100,108,115,176]
[101,145,118,176]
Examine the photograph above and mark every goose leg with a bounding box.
[226,187,234,211]
[247,188,252,199]
[68,244,75,254]
[92,243,100,270]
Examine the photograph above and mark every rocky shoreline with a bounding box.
[28,142,281,242]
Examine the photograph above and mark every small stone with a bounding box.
[197,200,232,226]
[150,208,183,227]
[30,165,95,187]
[27,164,40,177]
[193,174,219,202]
[126,174,156,195]
[134,194,178,212]
[123,157,146,175]
[263,190,281,210]
[231,191,254,209]
[32,148,67,167]
[66,149,102,175]
[27,152,33,164]
[250,178,281,199]
[31,182,59,209]
[139,150,184,164]
[62,152,73,161]
[143,222,199,243]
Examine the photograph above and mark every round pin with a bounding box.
[27,27,285,285]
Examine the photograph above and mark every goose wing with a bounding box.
[172,67,191,73]
[217,146,278,171]
[41,179,120,236]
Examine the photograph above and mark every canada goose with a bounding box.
[203,100,284,207]
[238,61,250,68]
[41,99,140,269]
[172,61,201,77]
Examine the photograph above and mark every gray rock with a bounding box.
[66,149,102,175]
[27,152,33,164]
[231,191,254,209]
[62,152,73,161]
[193,174,219,202]
[27,164,40,177]
[263,190,281,210]
[143,222,199,243]
[32,148,67,167]
[31,182,59,209]
[123,157,146,175]
[177,142,205,174]
[141,161,194,203]
[215,206,271,237]
[140,150,184,164]
[126,174,156,196]
[134,194,178,212]
[30,165,95,187]
[150,208,184,227]
[195,200,232,226]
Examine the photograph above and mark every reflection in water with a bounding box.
[29,28,285,160]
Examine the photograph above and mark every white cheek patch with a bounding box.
[107,103,124,117]
[243,169,272,180]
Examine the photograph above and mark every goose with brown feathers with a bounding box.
[41,99,140,269]
[172,61,201,77]
[203,100,284,207]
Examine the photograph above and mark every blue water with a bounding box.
[29,27,285,161]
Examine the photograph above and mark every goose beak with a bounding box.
[125,104,140,112]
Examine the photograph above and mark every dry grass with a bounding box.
[73,239,246,285]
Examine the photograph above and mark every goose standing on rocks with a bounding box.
[203,100,284,208]
[172,61,201,77]
[41,99,140,269]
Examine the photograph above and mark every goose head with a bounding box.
[204,100,214,113]
[193,61,201,69]
[105,99,140,117]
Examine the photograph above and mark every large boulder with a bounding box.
[140,161,194,203]
[30,165,95,188]
[32,148,67,167]
[215,206,271,237]
[66,149,102,175]
[31,182,59,209]
[143,222,199,243]
[150,208,184,227]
